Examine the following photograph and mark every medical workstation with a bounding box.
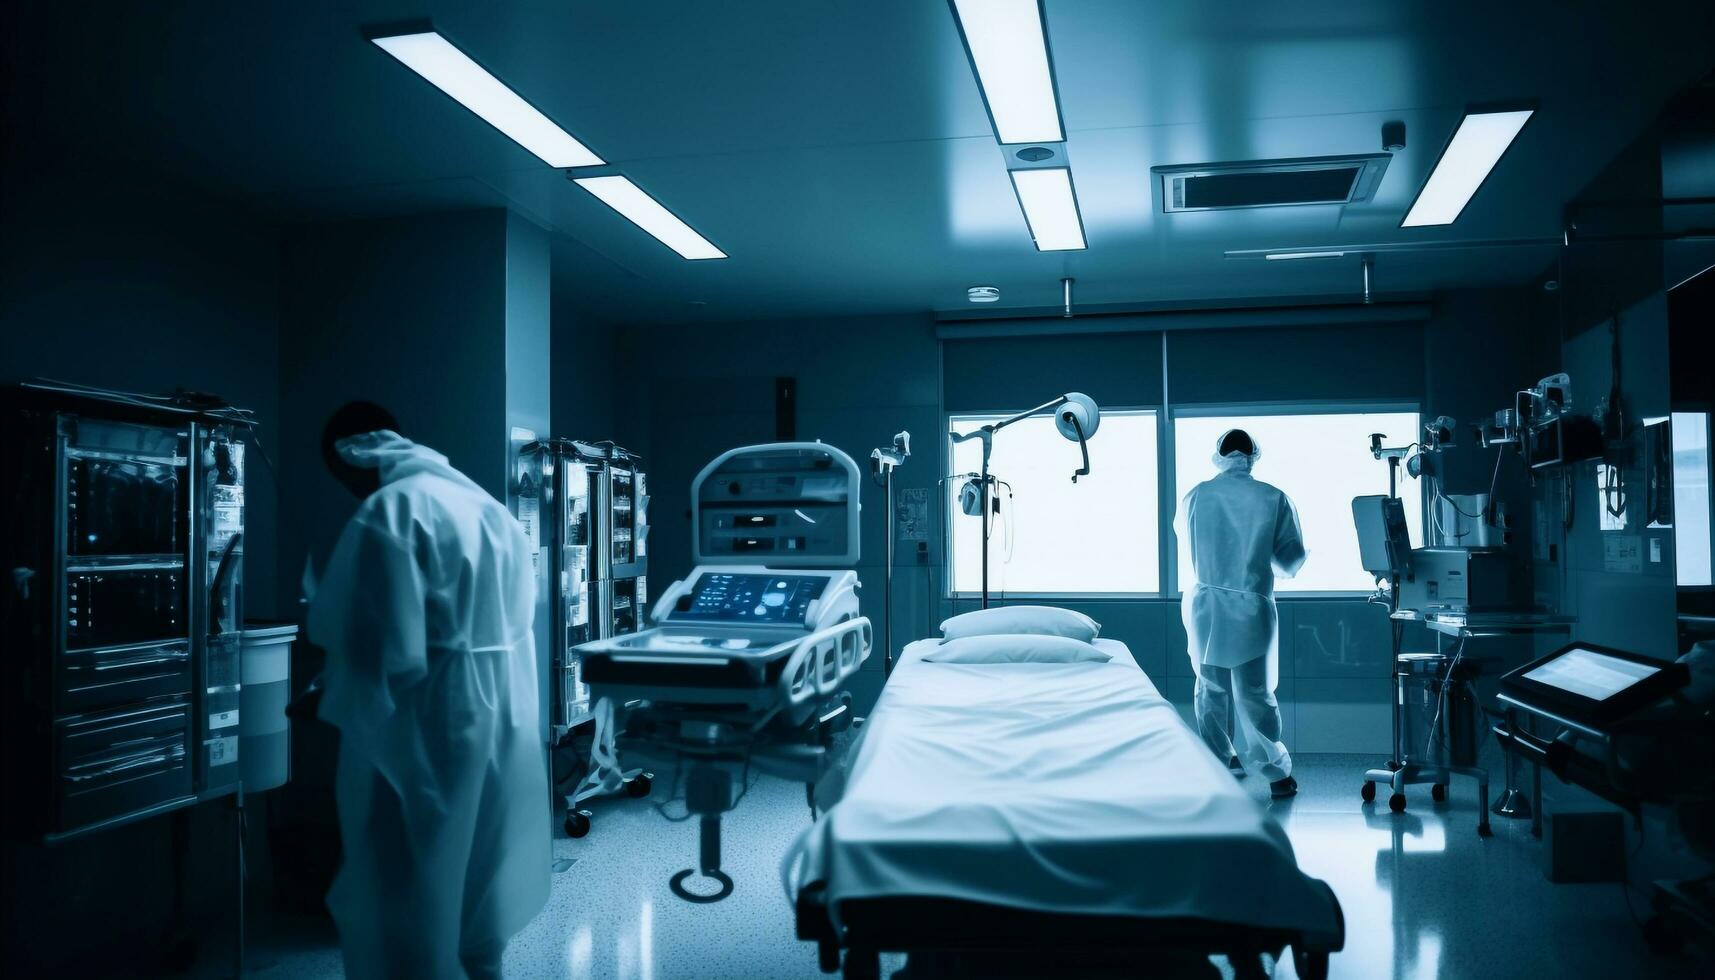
[5,5,1715,980]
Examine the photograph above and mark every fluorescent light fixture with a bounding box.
[951,0,1063,144]
[1265,251,1348,261]
[573,175,727,260]
[1401,109,1533,227]
[1009,167,1085,251]
[372,31,604,168]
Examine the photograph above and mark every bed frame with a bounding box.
[795,881,1344,980]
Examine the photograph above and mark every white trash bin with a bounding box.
[240,622,298,792]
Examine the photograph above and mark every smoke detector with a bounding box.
[967,286,1001,303]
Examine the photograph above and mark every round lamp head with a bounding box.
[1056,392,1100,441]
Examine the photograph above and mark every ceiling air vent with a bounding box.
[1154,154,1392,213]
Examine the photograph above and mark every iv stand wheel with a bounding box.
[1431,783,1448,803]
[564,809,592,839]
[669,868,734,904]
[1388,792,1407,814]
[842,946,881,980]
[625,772,654,798]
[1293,948,1330,980]
[1360,781,1377,803]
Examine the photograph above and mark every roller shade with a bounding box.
[1167,322,1424,404]
[942,326,1165,412]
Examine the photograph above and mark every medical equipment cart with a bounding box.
[578,442,872,903]
[1362,610,1573,833]
[519,438,654,838]
[1,382,255,974]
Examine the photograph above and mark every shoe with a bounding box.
[1227,756,1247,778]
[1269,776,1298,799]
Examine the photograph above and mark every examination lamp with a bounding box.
[951,392,1100,608]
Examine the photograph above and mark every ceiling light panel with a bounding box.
[950,0,1063,144]
[573,175,727,260]
[1009,167,1086,251]
[372,31,604,168]
[1401,109,1533,227]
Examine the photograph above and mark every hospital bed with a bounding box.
[786,634,1345,979]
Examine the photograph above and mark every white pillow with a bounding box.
[939,605,1100,644]
[923,634,1112,665]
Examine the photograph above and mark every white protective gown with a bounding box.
[1176,457,1307,676]
[309,431,548,980]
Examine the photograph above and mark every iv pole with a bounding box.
[950,393,1099,609]
[870,432,911,675]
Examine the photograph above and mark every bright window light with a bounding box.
[1401,109,1533,227]
[1673,412,1712,587]
[372,31,604,168]
[1010,168,1086,251]
[573,175,727,260]
[950,0,1063,144]
[1173,411,1424,593]
[948,410,1159,594]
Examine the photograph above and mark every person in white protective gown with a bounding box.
[1175,428,1307,799]
[308,402,548,980]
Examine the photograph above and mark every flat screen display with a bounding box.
[1522,648,1660,701]
[675,573,827,624]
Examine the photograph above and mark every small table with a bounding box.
[1395,610,1575,828]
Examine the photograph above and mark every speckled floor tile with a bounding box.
[245,752,1705,979]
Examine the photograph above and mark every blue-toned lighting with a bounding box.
[950,0,1064,144]
[573,175,727,261]
[372,31,604,169]
[1402,109,1533,227]
[1010,168,1085,251]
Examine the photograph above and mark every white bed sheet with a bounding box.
[784,636,1340,939]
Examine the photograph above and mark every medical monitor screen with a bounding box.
[1522,647,1660,701]
[675,573,827,624]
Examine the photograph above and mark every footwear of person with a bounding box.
[1227,756,1247,778]
[1269,776,1298,799]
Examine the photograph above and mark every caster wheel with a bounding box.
[1293,948,1330,980]
[1432,783,1448,802]
[1360,781,1377,803]
[1643,914,1684,954]
[1388,793,1407,814]
[626,773,654,798]
[564,810,592,838]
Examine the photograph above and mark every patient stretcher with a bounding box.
[786,637,1345,978]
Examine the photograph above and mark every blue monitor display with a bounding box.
[676,573,827,624]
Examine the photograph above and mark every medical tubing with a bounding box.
[574,698,627,804]
[1423,637,1467,762]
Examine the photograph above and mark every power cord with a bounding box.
[1424,636,1468,760]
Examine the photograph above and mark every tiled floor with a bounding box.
[243,753,1705,979]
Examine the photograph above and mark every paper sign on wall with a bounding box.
[1603,534,1643,574]
[896,488,929,542]
[516,495,541,575]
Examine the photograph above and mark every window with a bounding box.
[947,410,1159,594]
[1172,410,1424,593]
[1674,411,1712,587]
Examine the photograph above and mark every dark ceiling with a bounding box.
[5,1,1712,325]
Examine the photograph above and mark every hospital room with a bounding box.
[5,2,1715,978]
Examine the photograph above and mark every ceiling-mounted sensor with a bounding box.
[1382,121,1406,153]
[1015,146,1056,163]
[967,286,1001,303]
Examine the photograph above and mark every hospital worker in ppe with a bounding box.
[1175,429,1307,799]
[308,401,549,980]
